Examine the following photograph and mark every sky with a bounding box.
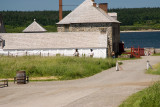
[0,0,160,11]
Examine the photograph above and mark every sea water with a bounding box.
[120,32,160,48]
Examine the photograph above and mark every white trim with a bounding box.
[0,48,108,58]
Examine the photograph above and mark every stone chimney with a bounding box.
[59,0,63,21]
[108,13,117,20]
[93,3,96,7]
[99,3,108,13]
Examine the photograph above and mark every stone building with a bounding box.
[0,14,6,33]
[57,0,120,56]
[0,0,120,58]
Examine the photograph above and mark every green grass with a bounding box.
[0,56,117,80]
[119,82,160,107]
[146,63,160,75]
[43,25,57,32]
[152,53,160,56]
[5,25,26,33]
[120,24,160,31]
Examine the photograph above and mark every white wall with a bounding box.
[0,48,107,58]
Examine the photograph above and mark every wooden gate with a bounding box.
[123,46,144,58]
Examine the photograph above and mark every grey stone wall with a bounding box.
[57,23,112,32]
[155,49,160,53]
[57,25,65,32]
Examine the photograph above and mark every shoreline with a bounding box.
[120,30,160,33]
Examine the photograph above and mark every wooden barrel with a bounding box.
[16,71,26,84]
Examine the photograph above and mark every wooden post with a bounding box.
[131,47,132,56]
[8,51,9,57]
[133,46,134,52]
[138,46,140,58]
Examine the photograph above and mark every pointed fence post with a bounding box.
[40,51,41,57]
[116,61,119,71]
[147,60,152,70]
[48,51,49,57]
[8,51,9,57]
[26,51,27,56]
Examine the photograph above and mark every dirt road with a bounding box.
[0,56,160,107]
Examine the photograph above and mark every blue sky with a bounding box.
[0,0,160,11]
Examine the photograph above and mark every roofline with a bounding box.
[3,47,108,51]
[57,22,120,25]
[23,31,47,33]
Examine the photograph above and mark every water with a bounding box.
[120,32,160,48]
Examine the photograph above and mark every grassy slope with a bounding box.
[120,24,160,31]
[119,82,160,107]
[0,56,116,80]
[146,62,160,75]
[120,62,160,107]
[152,53,160,56]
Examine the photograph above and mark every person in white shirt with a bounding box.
[89,49,94,58]
[74,49,79,57]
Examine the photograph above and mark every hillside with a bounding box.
[0,8,160,32]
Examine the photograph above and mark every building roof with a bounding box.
[57,0,119,24]
[23,19,47,33]
[1,32,107,50]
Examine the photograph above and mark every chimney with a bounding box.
[93,3,96,7]
[59,0,63,21]
[99,3,108,13]
[91,0,95,2]
[108,13,117,20]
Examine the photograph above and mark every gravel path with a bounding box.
[0,56,160,107]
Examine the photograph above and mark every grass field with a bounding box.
[146,63,160,75]
[0,56,117,80]
[152,53,160,56]
[120,24,160,31]
[119,82,160,107]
